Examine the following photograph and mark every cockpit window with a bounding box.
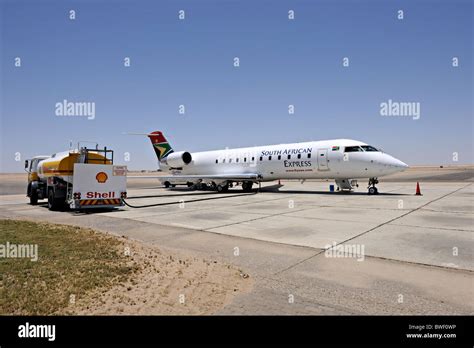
[344,146,363,152]
[360,145,378,152]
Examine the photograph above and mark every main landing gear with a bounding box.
[367,177,379,195]
[241,181,253,192]
[216,184,229,193]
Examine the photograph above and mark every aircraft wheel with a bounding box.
[164,181,171,188]
[217,184,228,193]
[368,187,377,195]
[242,181,253,192]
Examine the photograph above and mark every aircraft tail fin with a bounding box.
[147,131,174,161]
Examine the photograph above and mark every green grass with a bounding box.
[0,219,138,315]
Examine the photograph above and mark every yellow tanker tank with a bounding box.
[37,150,112,184]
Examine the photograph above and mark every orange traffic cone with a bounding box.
[415,182,422,195]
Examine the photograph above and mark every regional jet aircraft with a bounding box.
[137,130,408,195]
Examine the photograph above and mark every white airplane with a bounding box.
[137,130,408,195]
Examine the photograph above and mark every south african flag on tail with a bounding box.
[148,131,174,161]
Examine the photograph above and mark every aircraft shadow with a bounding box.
[260,185,411,196]
[34,183,410,214]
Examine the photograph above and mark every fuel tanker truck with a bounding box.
[25,146,127,210]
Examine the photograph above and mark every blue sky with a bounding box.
[1,0,472,172]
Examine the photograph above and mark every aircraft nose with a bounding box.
[389,157,409,171]
[370,154,408,175]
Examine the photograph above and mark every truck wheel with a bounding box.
[48,189,61,211]
[28,184,38,205]
[30,191,38,205]
[164,181,171,188]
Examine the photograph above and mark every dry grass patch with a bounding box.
[0,219,136,315]
[0,219,252,315]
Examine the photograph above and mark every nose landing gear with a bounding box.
[368,177,379,195]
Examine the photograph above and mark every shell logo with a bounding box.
[96,172,108,183]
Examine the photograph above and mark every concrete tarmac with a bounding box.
[0,167,473,314]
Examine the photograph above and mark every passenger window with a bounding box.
[344,146,363,152]
[269,156,272,161]
[278,155,281,160]
[252,157,255,161]
[236,158,239,163]
[297,154,301,159]
[259,156,263,161]
[216,159,218,163]
[223,159,226,163]
[307,153,311,158]
[229,159,232,163]
[244,157,247,162]
[287,155,291,160]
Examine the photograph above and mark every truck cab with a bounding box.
[25,156,49,180]
[25,156,49,204]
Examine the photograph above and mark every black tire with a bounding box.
[164,181,171,188]
[217,184,228,193]
[48,189,61,211]
[29,188,38,205]
[242,181,253,192]
[368,187,376,195]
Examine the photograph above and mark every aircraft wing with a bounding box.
[128,173,261,181]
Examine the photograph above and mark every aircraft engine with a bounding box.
[164,151,192,167]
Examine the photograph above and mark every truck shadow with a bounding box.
[36,203,121,215]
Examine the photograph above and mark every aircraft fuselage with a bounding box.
[160,139,408,182]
